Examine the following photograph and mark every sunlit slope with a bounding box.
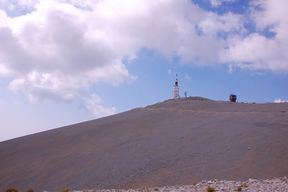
[0,97,287,191]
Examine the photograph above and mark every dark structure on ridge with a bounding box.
[229,94,237,102]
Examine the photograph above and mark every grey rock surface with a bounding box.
[0,97,288,191]
[71,177,288,192]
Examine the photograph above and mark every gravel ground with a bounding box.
[71,177,288,192]
[1,97,288,191]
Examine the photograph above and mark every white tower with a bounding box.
[173,74,180,99]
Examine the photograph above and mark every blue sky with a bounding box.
[0,0,287,141]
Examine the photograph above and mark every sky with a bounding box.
[0,0,287,142]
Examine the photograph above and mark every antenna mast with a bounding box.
[173,74,180,99]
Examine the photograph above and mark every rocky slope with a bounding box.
[0,97,288,191]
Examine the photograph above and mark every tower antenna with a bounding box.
[173,74,180,99]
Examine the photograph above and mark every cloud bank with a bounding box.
[0,0,287,116]
[274,99,288,103]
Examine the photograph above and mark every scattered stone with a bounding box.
[69,177,288,192]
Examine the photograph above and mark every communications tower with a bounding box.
[173,74,180,99]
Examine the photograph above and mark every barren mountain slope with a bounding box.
[0,97,287,191]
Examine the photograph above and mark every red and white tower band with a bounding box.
[173,74,180,99]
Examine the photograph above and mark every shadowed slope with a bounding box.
[0,97,288,191]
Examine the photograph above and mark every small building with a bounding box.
[229,94,237,102]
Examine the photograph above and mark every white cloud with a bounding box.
[0,0,136,103]
[220,0,288,72]
[9,70,84,102]
[220,33,288,71]
[0,0,14,11]
[0,0,288,116]
[209,0,235,7]
[0,0,230,104]
[274,99,288,103]
[83,94,116,118]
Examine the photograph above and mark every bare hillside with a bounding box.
[0,97,287,191]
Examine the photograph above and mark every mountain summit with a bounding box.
[1,97,288,191]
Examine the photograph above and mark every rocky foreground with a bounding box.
[70,177,288,192]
